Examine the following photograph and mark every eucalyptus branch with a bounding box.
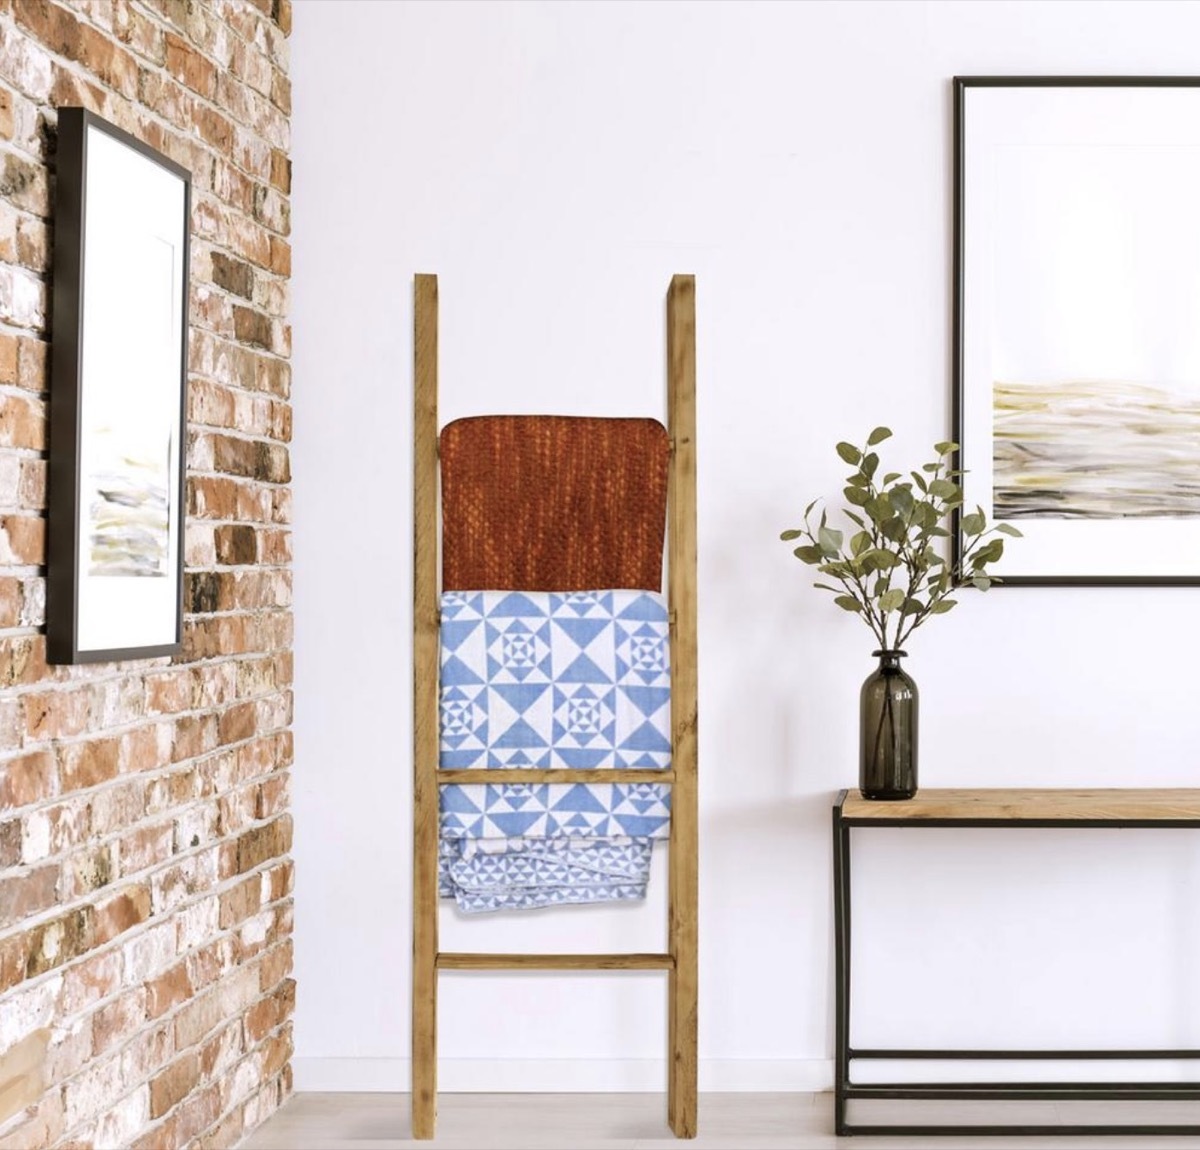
[782,428,1021,650]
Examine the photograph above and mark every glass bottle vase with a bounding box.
[859,649,918,800]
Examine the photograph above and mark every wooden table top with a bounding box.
[839,788,1200,823]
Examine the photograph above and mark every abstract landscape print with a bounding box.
[86,426,171,576]
[993,381,1200,520]
[957,80,1200,580]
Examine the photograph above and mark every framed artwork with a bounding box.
[48,108,191,663]
[954,77,1200,584]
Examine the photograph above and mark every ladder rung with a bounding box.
[437,952,675,971]
[436,769,675,785]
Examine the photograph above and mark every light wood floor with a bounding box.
[240,1092,1200,1149]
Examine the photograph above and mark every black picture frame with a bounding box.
[48,108,191,663]
[953,76,1200,586]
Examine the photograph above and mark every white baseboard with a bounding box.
[292,1057,834,1093]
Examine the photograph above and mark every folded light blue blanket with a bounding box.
[438,590,672,913]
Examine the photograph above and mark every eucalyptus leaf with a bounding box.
[930,598,957,613]
[979,537,1004,563]
[843,510,866,528]
[844,486,871,507]
[780,529,803,541]
[960,511,985,536]
[928,478,958,500]
[818,525,844,555]
[793,545,823,564]
[882,472,901,485]
[901,597,924,615]
[851,530,871,556]
[879,589,905,612]
[862,452,879,480]
[864,495,892,524]
[996,522,1023,537]
[834,596,863,612]
[867,426,893,446]
[934,441,959,456]
[913,502,937,528]
[972,576,992,590]
[836,442,861,465]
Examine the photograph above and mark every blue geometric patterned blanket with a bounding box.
[438,590,672,913]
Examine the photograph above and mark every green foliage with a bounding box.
[779,430,1020,649]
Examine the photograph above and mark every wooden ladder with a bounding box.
[411,274,699,1139]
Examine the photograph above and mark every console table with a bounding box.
[833,787,1200,1137]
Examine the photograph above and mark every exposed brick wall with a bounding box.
[0,1,293,1147]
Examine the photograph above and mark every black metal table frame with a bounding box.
[833,789,1200,1137]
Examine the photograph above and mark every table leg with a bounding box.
[833,802,852,1135]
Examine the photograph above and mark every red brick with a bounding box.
[146,961,193,1019]
[258,939,292,993]
[24,906,93,976]
[236,815,291,874]
[121,725,164,773]
[253,769,286,818]
[218,875,260,930]
[0,150,48,214]
[0,514,45,564]
[0,575,24,627]
[193,103,233,153]
[92,885,152,946]
[58,738,120,793]
[0,634,43,687]
[24,690,91,741]
[49,63,109,116]
[171,1080,221,1143]
[0,922,29,992]
[215,524,258,565]
[118,822,175,875]
[93,987,148,1053]
[0,819,19,868]
[0,749,55,808]
[267,236,290,278]
[60,948,122,1015]
[0,863,57,929]
[146,670,192,715]
[150,1050,199,1118]
[164,33,216,98]
[62,842,117,900]
[219,702,257,746]
[0,390,44,448]
[16,336,45,390]
[268,148,290,194]
[0,332,17,383]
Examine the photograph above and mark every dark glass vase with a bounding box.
[859,649,918,800]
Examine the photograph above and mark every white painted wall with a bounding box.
[290,0,1200,1091]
